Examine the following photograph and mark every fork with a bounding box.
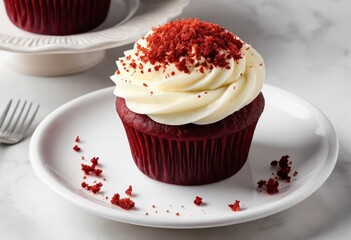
[0,99,40,145]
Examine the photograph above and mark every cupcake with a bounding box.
[111,19,265,185]
[4,0,111,35]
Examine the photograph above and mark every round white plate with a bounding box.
[29,85,338,229]
[0,0,189,54]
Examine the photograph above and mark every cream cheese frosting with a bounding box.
[111,20,265,125]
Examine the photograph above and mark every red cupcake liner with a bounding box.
[116,93,264,185]
[120,118,259,186]
[4,0,111,35]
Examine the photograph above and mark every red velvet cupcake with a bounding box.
[4,0,111,35]
[111,19,265,185]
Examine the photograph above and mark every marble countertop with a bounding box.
[1,0,350,239]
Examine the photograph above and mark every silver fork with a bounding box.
[0,99,40,145]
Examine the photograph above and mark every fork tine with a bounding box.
[3,99,20,132]
[9,100,27,132]
[19,104,40,136]
[0,99,12,129]
[18,102,32,131]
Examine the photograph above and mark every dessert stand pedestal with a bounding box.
[0,51,106,76]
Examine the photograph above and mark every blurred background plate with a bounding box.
[0,0,189,76]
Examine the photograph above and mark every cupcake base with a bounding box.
[4,0,111,35]
[116,93,265,185]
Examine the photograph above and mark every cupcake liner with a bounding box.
[116,93,264,186]
[4,0,111,35]
[121,119,259,185]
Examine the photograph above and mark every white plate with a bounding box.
[0,0,189,54]
[29,85,338,229]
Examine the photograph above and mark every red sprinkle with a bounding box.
[73,145,81,152]
[130,62,137,69]
[110,193,135,210]
[90,157,99,166]
[125,185,133,196]
[228,200,241,212]
[194,196,203,206]
[137,18,243,73]
[75,136,80,142]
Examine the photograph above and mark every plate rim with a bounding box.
[0,0,189,54]
[29,84,339,229]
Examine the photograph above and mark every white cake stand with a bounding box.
[0,0,189,76]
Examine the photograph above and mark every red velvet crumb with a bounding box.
[266,178,279,194]
[81,163,103,176]
[125,185,133,196]
[275,155,292,181]
[110,193,135,210]
[75,136,80,142]
[258,155,298,194]
[257,179,267,188]
[90,157,99,166]
[228,200,241,212]
[73,145,81,152]
[194,196,203,206]
[81,182,103,194]
[137,18,244,73]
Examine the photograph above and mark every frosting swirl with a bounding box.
[111,19,264,125]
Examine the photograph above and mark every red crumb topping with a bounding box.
[110,193,135,210]
[81,182,103,194]
[137,18,243,73]
[228,200,241,212]
[125,185,133,196]
[73,144,81,152]
[75,136,80,142]
[194,196,203,206]
[176,212,180,216]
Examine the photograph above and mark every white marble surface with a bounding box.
[0,0,350,239]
